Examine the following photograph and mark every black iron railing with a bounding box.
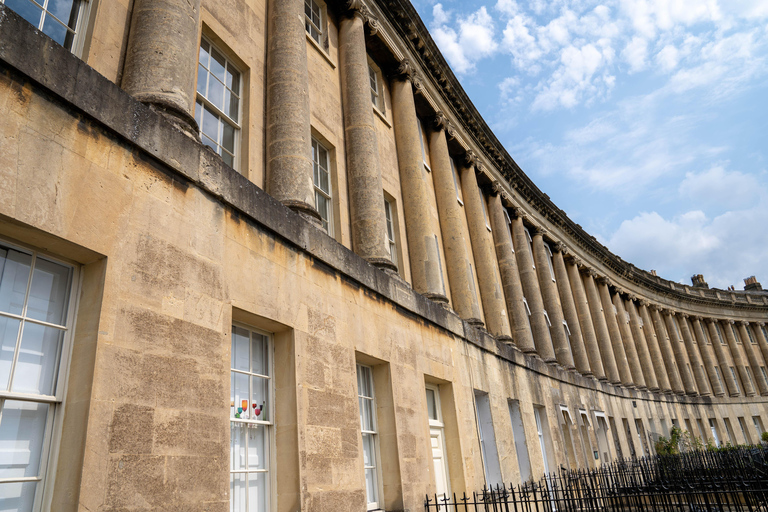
[425,446,768,511]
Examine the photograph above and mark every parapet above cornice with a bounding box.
[375,0,768,314]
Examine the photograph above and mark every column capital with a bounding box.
[344,0,379,30]
[680,313,689,319]
[395,58,423,89]
[464,149,479,168]
[650,303,663,312]
[725,319,735,325]
[639,299,652,308]
[758,322,765,327]
[531,225,547,237]
[553,242,568,254]
[563,254,580,265]
[433,111,451,132]
[626,294,638,302]
[739,320,750,327]
[579,265,596,277]
[691,315,703,322]
[595,276,610,287]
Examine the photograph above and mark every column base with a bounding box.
[598,377,609,383]
[465,318,485,328]
[636,386,647,391]
[281,199,323,227]
[496,335,514,344]
[563,364,576,371]
[715,392,726,397]
[609,379,622,386]
[685,392,699,397]
[647,386,660,392]
[423,292,449,304]
[368,257,398,273]
[136,94,200,139]
[579,371,594,377]
[521,347,538,355]
[543,356,558,363]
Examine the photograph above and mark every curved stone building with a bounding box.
[0,0,766,511]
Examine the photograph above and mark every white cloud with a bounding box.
[679,165,763,210]
[655,44,679,72]
[532,43,613,110]
[431,6,499,74]
[622,36,649,72]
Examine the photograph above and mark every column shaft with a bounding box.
[753,323,768,379]
[488,195,535,350]
[391,76,446,296]
[552,250,590,374]
[264,0,318,220]
[428,124,482,322]
[679,316,710,396]
[569,262,602,378]
[738,323,768,395]
[531,232,574,369]
[626,299,657,391]
[597,281,632,386]
[583,273,619,383]
[651,307,684,394]
[707,320,740,396]
[691,318,724,396]
[664,312,697,395]
[341,14,394,267]
[723,321,756,396]
[510,214,555,360]
[613,294,645,389]
[122,0,201,132]
[639,303,671,392]
[459,166,511,338]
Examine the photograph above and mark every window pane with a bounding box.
[359,397,373,431]
[365,468,377,505]
[0,481,37,512]
[232,326,250,372]
[317,168,329,194]
[208,76,225,112]
[251,376,269,422]
[210,48,227,84]
[231,472,246,512]
[426,388,437,420]
[12,322,63,395]
[0,400,49,479]
[27,257,71,325]
[199,40,210,65]
[4,0,43,29]
[232,372,249,419]
[41,15,68,46]
[357,366,372,397]
[47,0,76,25]
[226,91,239,123]
[222,151,234,168]
[197,64,207,95]
[315,193,329,225]
[231,421,247,471]
[222,123,236,154]
[251,333,267,375]
[0,247,32,316]
[202,106,220,143]
[195,101,203,127]
[249,472,268,512]
[227,67,239,92]
[248,424,267,470]
[362,432,375,466]
[0,317,21,391]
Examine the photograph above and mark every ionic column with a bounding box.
[679,315,710,396]
[569,260,603,379]
[723,320,756,396]
[531,229,574,369]
[664,311,697,395]
[510,210,555,360]
[552,246,590,375]
[613,293,645,389]
[263,0,321,221]
[428,114,483,323]
[122,0,201,134]
[459,159,511,339]
[626,298,658,391]
[391,63,447,297]
[707,319,740,396]
[583,271,619,383]
[596,279,632,386]
[650,306,685,394]
[488,193,535,351]
[340,10,395,268]
[639,302,671,393]
[738,322,768,396]
[753,323,768,374]
[691,317,724,397]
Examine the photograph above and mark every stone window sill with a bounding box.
[306,33,335,69]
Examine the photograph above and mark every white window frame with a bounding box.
[357,364,383,510]
[716,323,726,345]
[196,36,242,170]
[746,366,755,391]
[523,227,535,269]
[479,189,491,232]
[729,367,740,394]
[230,323,274,512]
[544,243,555,281]
[732,324,742,344]
[709,419,720,447]
[425,384,451,496]
[522,297,531,316]
[753,416,764,439]
[384,197,397,267]
[2,0,91,55]
[746,325,756,344]
[304,0,324,47]
[559,405,574,426]
[311,137,333,236]
[368,61,386,115]
[417,119,431,172]
[714,366,724,391]
[761,366,768,384]
[0,239,79,512]
[449,158,463,206]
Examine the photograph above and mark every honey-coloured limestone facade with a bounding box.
[0,1,767,511]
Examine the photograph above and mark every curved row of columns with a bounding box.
[119,0,768,398]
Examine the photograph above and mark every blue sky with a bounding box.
[410,0,768,290]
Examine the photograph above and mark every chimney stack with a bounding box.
[691,274,709,289]
[744,276,762,291]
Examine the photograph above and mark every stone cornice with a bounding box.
[375,0,768,315]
